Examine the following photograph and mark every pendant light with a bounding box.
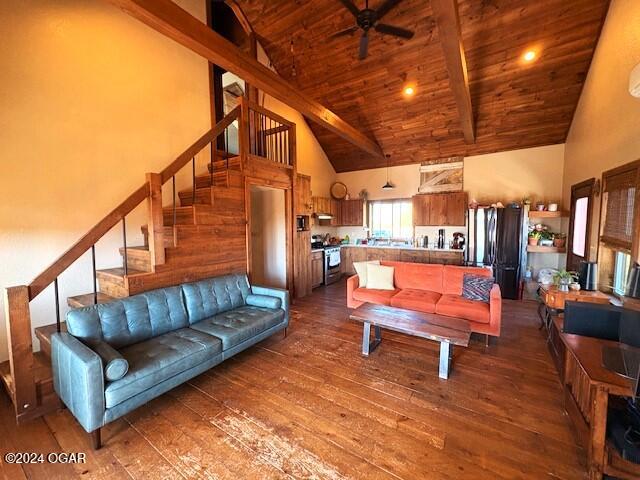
[382,154,394,190]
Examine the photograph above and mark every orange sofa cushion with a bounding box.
[353,287,401,306]
[390,289,442,314]
[382,261,444,293]
[436,294,491,324]
[442,266,493,296]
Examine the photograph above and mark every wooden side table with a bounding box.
[538,284,611,331]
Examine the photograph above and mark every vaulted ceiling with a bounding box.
[233,0,609,172]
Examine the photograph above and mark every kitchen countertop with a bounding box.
[340,244,465,253]
[311,248,324,253]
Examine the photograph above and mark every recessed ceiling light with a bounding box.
[523,50,537,62]
[403,85,415,96]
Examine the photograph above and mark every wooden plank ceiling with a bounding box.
[233,0,609,172]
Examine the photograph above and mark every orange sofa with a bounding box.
[347,262,502,340]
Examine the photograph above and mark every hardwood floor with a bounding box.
[0,280,586,479]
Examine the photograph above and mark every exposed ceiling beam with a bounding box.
[431,0,475,143]
[106,0,385,160]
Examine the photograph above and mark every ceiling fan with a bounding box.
[331,0,414,60]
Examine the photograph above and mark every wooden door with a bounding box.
[567,178,595,271]
[429,194,448,226]
[296,174,312,215]
[311,251,324,288]
[446,192,467,226]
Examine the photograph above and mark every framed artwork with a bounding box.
[418,157,464,193]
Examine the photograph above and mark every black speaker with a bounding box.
[579,261,598,291]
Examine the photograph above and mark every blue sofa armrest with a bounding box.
[250,285,289,324]
[51,332,105,433]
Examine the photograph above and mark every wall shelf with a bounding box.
[527,245,566,254]
[528,211,568,219]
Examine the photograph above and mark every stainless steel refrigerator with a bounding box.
[467,206,525,299]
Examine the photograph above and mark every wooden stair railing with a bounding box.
[1,106,241,423]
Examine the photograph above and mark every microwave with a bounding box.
[296,216,308,231]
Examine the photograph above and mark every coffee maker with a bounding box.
[452,232,465,250]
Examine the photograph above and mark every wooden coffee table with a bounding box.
[349,303,471,379]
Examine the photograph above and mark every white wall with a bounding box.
[0,0,210,362]
[562,0,640,261]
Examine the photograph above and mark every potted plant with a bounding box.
[539,230,554,246]
[528,231,541,246]
[553,232,566,248]
[553,270,578,292]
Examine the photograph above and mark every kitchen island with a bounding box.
[341,244,465,275]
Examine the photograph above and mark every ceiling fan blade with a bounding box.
[338,0,360,17]
[375,23,414,39]
[375,0,402,19]
[329,25,359,39]
[359,31,369,60]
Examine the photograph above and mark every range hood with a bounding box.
[316,213,333,220]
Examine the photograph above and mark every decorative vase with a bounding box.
[536,204,545,211]
[570,282,581,291]
[558,279,570,292]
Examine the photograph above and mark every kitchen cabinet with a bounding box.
[340,199,364,226]
[296,174,313,215]
[366,248,400,262]
[330,199,341,226]
[312,196,332,215]
[294,230,312,298]
[412,192,467,226]
[341,246,366,275]
[430,250,464,265]
[400,250,431,263]
[311,251,324,288]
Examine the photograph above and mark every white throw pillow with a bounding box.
[353,260,380,288]
[366,264,395,290]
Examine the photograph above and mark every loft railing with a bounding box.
[240,97,295,167]
[3,105,241,422]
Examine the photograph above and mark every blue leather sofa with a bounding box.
[51,274,288,448]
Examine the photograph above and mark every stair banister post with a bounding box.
[145,172,165,268]
[238,96,249,171]
[4,286,37,419]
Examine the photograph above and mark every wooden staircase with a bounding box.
[1,97,297,424]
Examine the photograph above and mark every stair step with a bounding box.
[96,267,144,298]
[67,292,116,308]
[1,352,56,403]
[178,186,213,207]
[195,171,228,189]
[141,225,175,248]
[207,156,241,173]
[118,245,152,272]
[35,322,67,359]
[163,206,195,226]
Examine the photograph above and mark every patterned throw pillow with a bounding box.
[462,274,494,302]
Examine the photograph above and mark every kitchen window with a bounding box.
[369,200,413,239]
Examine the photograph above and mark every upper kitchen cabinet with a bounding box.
[296,174,313,215]
[413,192,468,226]
[340,199,364,226]
[312,196,331,215]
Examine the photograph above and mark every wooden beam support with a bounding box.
[431,0,475,143]
[106,0,384,160]
[145,172,165,267]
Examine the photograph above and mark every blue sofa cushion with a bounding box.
[190,305,284,350]
[104,328,222,408]
[246,294,282,310]
[181,274,251,324]
[66,286,189,349]
[90,341,129,381]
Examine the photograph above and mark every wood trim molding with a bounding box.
[430,0,475,144]
[105,0,384,160]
